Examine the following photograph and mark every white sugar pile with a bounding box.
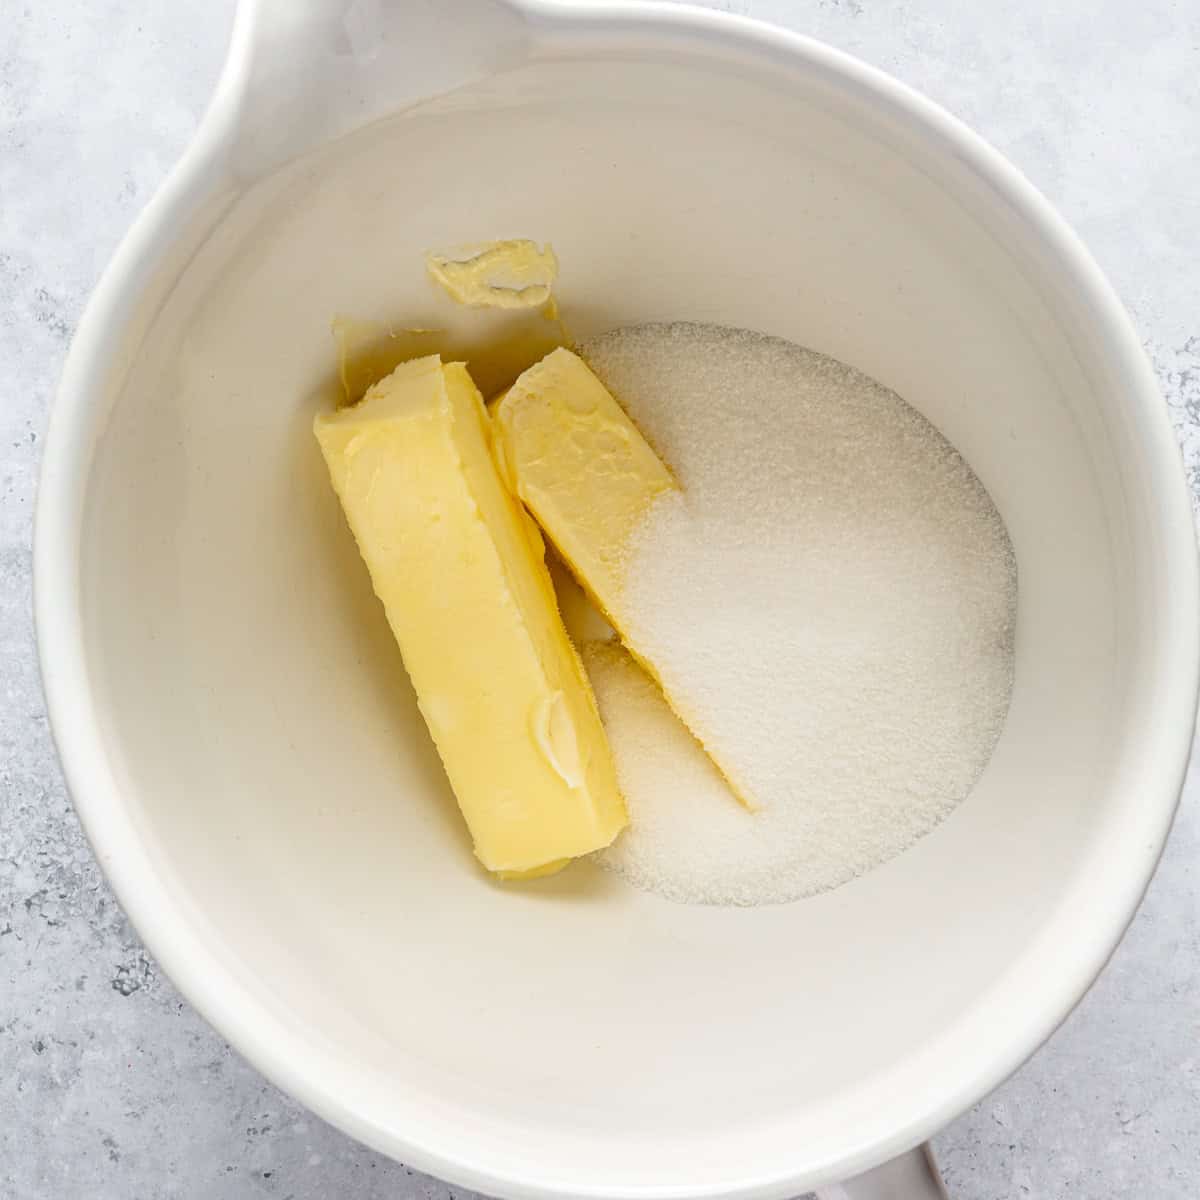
[577,322,1016,906]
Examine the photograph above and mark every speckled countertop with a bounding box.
[2,2,1198,1198]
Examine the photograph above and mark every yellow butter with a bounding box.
[331,313,567,408]
[314,355,627,876]
[491,348,677,605]
[425,240,558,310]
[492,349,752,809]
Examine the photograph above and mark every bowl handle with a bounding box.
[815,1145,950,1199]
[225,0,533,177]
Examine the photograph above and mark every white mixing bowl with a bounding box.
[35,2,1199,1198]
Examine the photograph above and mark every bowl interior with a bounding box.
[70,45,1182,1195]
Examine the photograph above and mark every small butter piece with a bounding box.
[426,240,558,310]
[314,355,627,876]
[492,349,753,809]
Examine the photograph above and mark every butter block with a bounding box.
[492,349,752,809]
[314,355,627,876]
[491,348,677,607]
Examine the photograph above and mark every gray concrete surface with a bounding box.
[2,2,1198,1197]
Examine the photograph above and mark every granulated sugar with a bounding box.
[578,322,1017,906]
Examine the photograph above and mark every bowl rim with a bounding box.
[34,2,1200,1197]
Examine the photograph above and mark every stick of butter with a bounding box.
[491,348,752,810]
[314,355,628,877]
[490,348,677,608]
